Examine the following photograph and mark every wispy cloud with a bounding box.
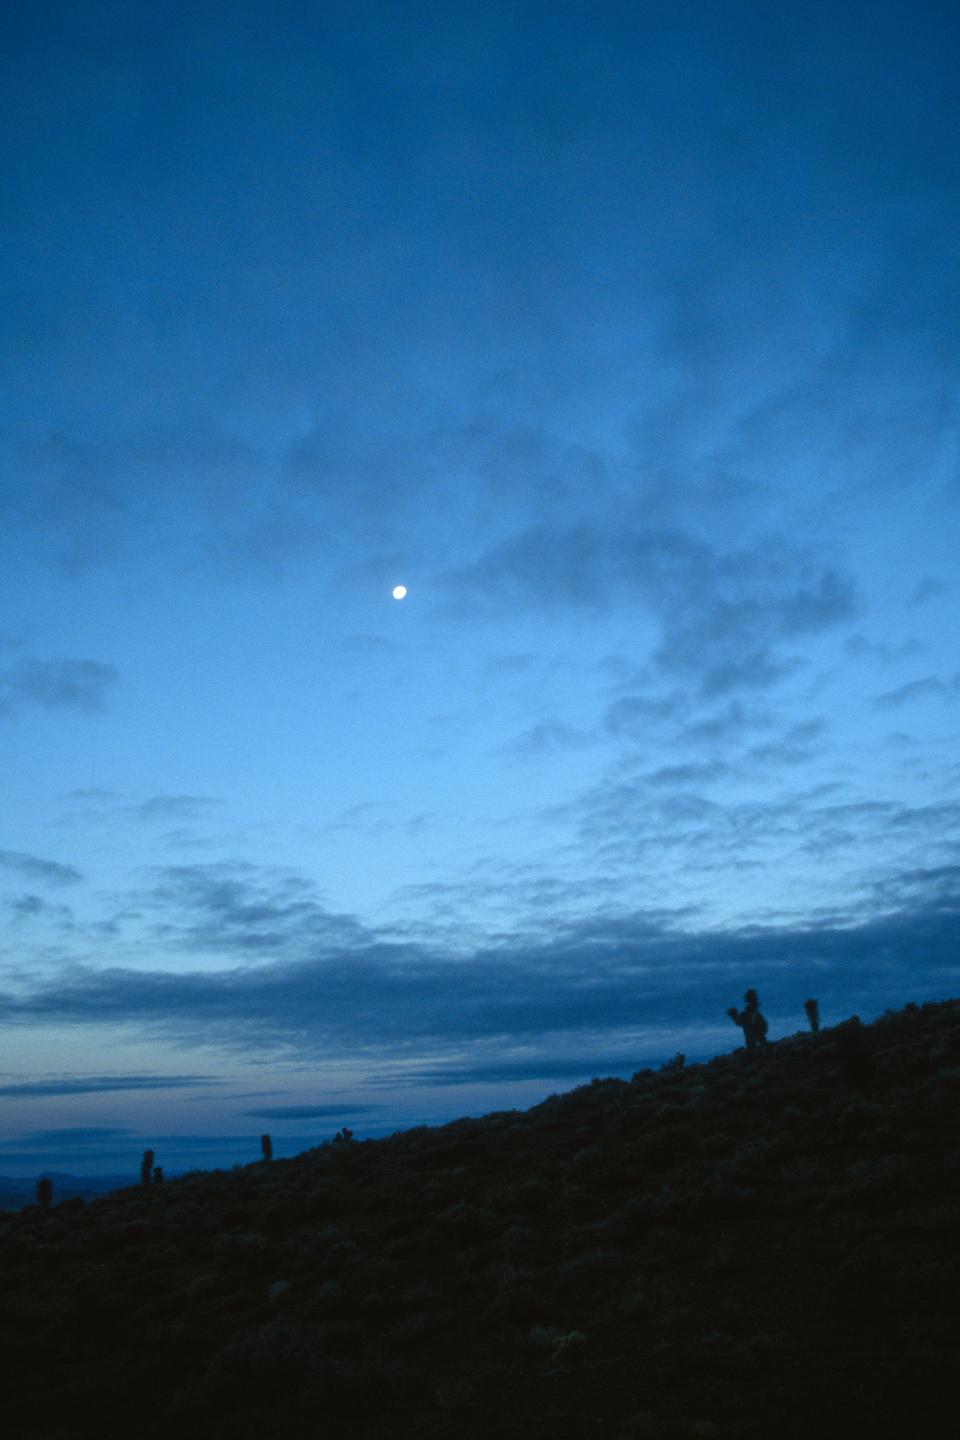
[129,795,222,823]
[4,894,75,925]
[500,719,595,760]
[846,633,925,664]
[10,1127,131,1146]
[0,658,119,716]
[446,525,857,699]
[874,675,949,708]
[0,1075,220,1098]
[0,850,82,885]
[376,1052,669,1088]
[241,1104,380,1120]
[910,577,947,606]
[140,862,371,958]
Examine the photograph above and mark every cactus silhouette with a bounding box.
[727,989,768,1049]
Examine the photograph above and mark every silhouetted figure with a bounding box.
[140,1148,155,1186]
[36,1177,53,1207]
[804,997,821,1033]
[152,1166,164,1185]
[260,1133,273,1162]
[727,988,768,1049]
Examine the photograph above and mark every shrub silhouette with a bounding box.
[834,1015,874,1089]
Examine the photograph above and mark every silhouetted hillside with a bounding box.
[2,1000,958,1439]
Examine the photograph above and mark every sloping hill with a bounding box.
[2,1000,958,1439]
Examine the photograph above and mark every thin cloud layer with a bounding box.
[130,796,222,823]
[0,1075,220,1099]
[3,876,956,1065]
[0,658,119,716]
[140,863,374,959]
[242,1104,380,1120]
[0,850,82,886]
[446,524,858,702]
[874,675,955,708]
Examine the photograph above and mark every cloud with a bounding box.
[642,762,728,788]
[776,567,859,636]
[4,894,75,926]
[910,577,946,605]
[2,871,957,1067]
[11,1128,131,1146]
[500,719,594,760]
[241,1104,380,1120]
[869,863,960,913]
[0,1074,220,1098]
[447,524,857,698]
[389,865,652,937]
[874,676,948,708]
[548,768,960,926]
[678,702,774,746]
[0,658,119,716]
[139,862,371,958]
[846,633,925,664]
[0,849,82,885]
[319,801,393,837]
[698,653,800,700]
[376,1052,669,1088]
[129,795,222,823]
[5,894,46,919]
[604,690,689,738]
[747,720,825,768]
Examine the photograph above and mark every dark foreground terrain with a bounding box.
[2,1000,958,1439]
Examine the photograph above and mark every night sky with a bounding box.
[2,0,958,1177]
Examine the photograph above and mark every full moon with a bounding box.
[392,585,407,600]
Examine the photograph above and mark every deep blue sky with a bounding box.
[2,0,958,1177]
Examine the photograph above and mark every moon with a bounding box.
[392,585,407,600]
